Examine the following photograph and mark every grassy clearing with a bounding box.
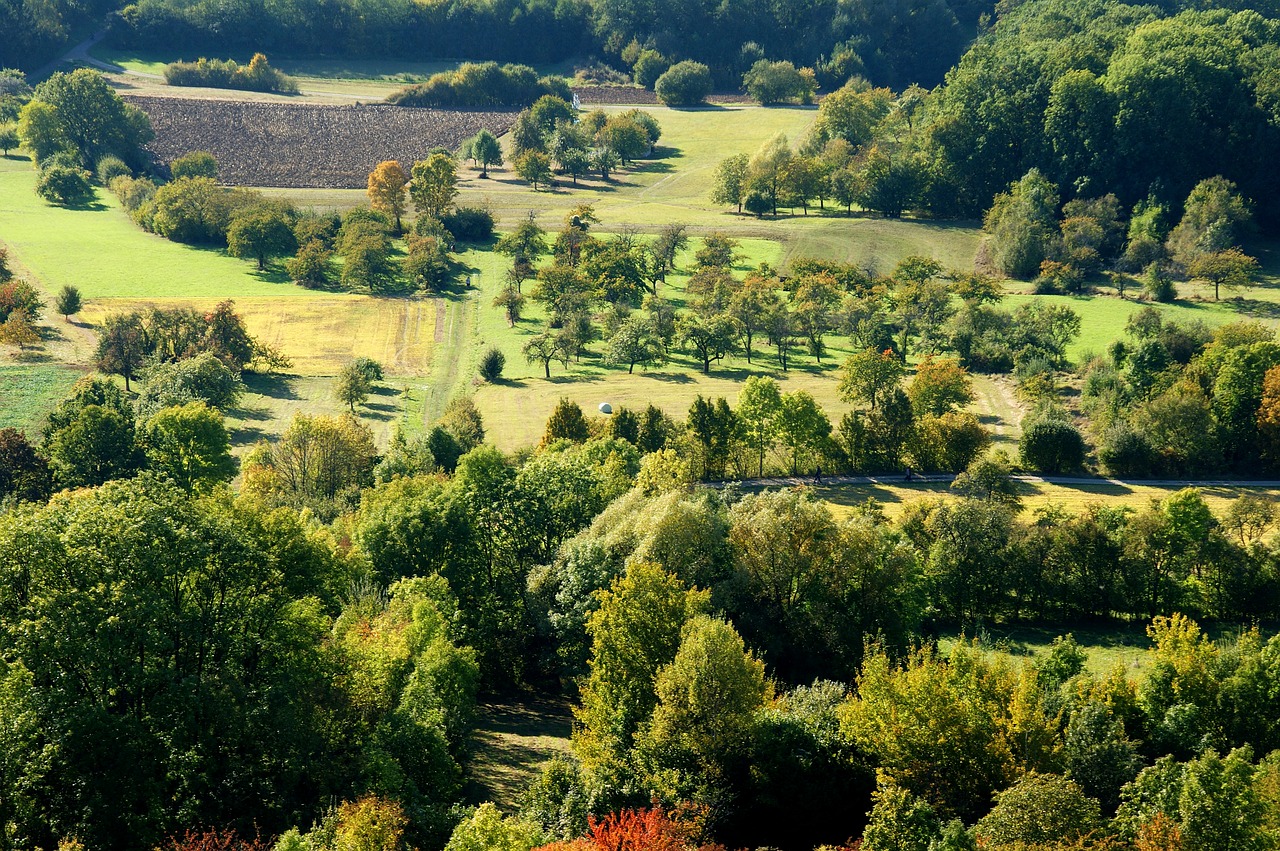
[225,374,413,450]
[0,159,319,299]
[937,623,1156,677]
[78,296,438,377]
[464,697,574,810]
[806,478,1280,521]
[0,364,89,434]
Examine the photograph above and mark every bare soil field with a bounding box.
[126,95,517,187]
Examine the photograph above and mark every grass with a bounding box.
[806,478,1280,521]
[224,374,413,450]
[0,159,323,299]
[464,696,574,810]
[77,296,438,377]
[0,364,89,434]
[937,623,1156,677]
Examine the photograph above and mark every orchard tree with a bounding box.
[0,123,18,156]
[1188,248,1258,301]
[524,332,569,378]
[226,206,296,270]
[468,129,503,177]
[515,151,554,190]
[366,160,409,231]
[22,68,152,167]
[840,347,905,409]
[605,316,663,373]
[335,361,373,411]
[95,311,146,391]
[0,310,39,351]
[679,313,739,374]
[711,153,750,213]
[411,153,459,220]
[55,285,81,321]
[908,356,974,416]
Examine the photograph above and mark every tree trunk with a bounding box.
[544,360,551,379]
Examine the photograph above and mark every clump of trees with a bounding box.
[164,53,299,93]
[388,62,571,108]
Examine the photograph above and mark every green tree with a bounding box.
[411,153,459,220]
[984,169,1060,279]
[777,390,832,475]
[35,164,93,205]
[543,398,590,444]
[861,783,941,851]
[1019,416,1086,474]
[497,213,548,264]
[94,311,146,391]
[141,401,236,492]
[605,316,663,374]
[0,427,52,503]
[840,347,906,410]
[44,402,142,489]
[1167,176,1252,266]
[335,361,373,411]
[655,60,712,106]
[444,803,540,851]
[468,129,503,177]
[523,332,570,378]
[737,376,782,477]
[0,123,18,156]
[743,59,816,105]
[1188,247,1258,301]
[908,356,974,417]
[574,563,709,786]
[678,313,739,374]
[54,285,80,321]
[974,773,1100,848]
[711,153,750,213]
[515,151,554,190]
[226,206,296,270]
[22,69,152,167]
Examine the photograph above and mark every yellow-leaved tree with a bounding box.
[367,160,409,231]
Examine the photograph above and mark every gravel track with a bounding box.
[126,94,517,188]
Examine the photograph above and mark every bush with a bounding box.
[109,174,157,220]
[655,60,713,106]
[388,62,571,108]
[478,347,505,382]
[1143,263,1177,302]
[1019,416,1086,474]
[135,352,245,419]
[1098,422,1158,477]
[170,150,218,180]
[35,165,93,206]
[94,154,130,185]
[164,54,299,94]
[442,206,494,242]
[743,59,816,104]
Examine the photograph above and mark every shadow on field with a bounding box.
[363,401,396,420]
[643,371,695,384]
[244,373,301,400]
[1222,297,1280,319]
[463,694,574,809]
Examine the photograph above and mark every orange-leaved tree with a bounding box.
[367,160,409,232]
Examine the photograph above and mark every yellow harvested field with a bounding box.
[80,296,440,376]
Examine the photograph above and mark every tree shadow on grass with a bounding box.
[361,401,396,420]
[642,371,695,384]
[1220,296,1280,319]
[371,384,397,396]
[243,372,300,400]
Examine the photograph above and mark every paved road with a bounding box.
[715,473,1280,489]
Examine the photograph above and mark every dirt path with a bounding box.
[718,473,1280,489]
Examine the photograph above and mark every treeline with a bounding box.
[0,0,117,70]
[108,0,989,90]
[164,53,299,94]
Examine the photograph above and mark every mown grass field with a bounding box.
[0,364,89,433]
[809,478,1280,520]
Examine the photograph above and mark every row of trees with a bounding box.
[108,0,987,91]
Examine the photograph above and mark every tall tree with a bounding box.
[411,153,459,220]
[366,160,410,231]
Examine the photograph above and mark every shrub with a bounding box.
[1019,416,1086,474]
[164,54,299,94]
[94,154,130,185]
[442,206,495,242]
[655,60,713,106]
[743,59,816,104]
[286,239,334,288]
[109,174,156,214]
[1143,264,1177,302]
[478,347,505,382]
[1098,422,1159,477]
[35,164,93,205]
[388,62,571,108]
[170,150,218,180]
